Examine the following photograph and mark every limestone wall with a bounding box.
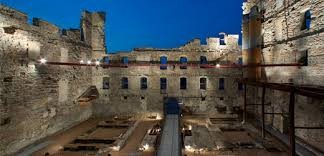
[0,5,104,155]
[92,37,243,117]
[243,0,324,152]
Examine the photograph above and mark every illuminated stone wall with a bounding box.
[0,5,105,155]
[92,37,243,118]
[243,0,324,153]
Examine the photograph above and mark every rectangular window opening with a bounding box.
[200,78,207,90]
[103,77,109,89]
[160,78,167,90]
[121,77,128,89]
[238,82,244,91]
[301,10,311,30]
[180,78,187,90]
[219,78,225,90]
[298,50,308,66]
[140,77,148,90]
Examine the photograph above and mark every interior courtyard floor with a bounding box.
[22,115,291,156]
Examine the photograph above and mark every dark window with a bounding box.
[200,78,207,90]
[238,82,244,91]
[0,117,11,126]
[200,56,208,64]
[238,57,243,65]
[103,77,109,89]
[180,77,187,90]
[160,78,167,90]
[121,77,128,89]
[200,56,208,68]
[219,78,225,90]
[220,39,226,45]
[122,57,128,64]
[123,96,128,100]
[219,33,226,45]
[140,77,148,90]
[160,56,167,70]
[301,10,311,30]
[298,50,308,66]
[219,97,224,101]
[103,56,109,64]
[180,57,188,69]
[201,97,206,101]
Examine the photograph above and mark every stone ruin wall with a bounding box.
[0,5,105,155]
[92,36,243,119]
[243,0,324,152]
[0,3,244,155]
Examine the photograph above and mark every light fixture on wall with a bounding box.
[216,64,220,68]
[39,58,47,64]
[95,60,100,66]
[87,60,92,65]
[80,60,84,64]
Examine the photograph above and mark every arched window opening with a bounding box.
[160,56,167,70]
[180,57,188,69]
[200,78,207,90]
[301,10,311,30]
[200,56,208,68]
[140,77,148,90]
[103,77,109,89]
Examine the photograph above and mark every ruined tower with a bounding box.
[81,11,107,59]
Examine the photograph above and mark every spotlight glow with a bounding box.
[216,64,220,68]
[95,60,100,65]
[39,58,47,64]
[143,144,149,150]
[80,60,84,64]
[87,60,92,65]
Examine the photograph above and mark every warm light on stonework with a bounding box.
[39,58,47,64]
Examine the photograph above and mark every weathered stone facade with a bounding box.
[243,0,324,153]
[0,5,105,155]
[0,4,243,155]
[92,36,243,117]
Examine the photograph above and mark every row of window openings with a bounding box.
[121,96,224,101]
[103,77,244,91]
[103,56,243,69]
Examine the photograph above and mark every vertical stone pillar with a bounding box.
[242,14,250,78]
[248,6,262,81]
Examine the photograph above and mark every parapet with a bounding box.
[91,11,106,27]
[0,4,28,22]
[207,37,220,50]
[242,0,259,15]
[179,38,201,51]
[32,18,59,33]
[179,33,240,52]
[62,28,81,41]
[225,34,239,46]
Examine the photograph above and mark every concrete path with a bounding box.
[157,115,181,156]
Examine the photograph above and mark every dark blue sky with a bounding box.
[2,0,242,53]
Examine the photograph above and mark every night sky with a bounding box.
[1,0,243,53]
